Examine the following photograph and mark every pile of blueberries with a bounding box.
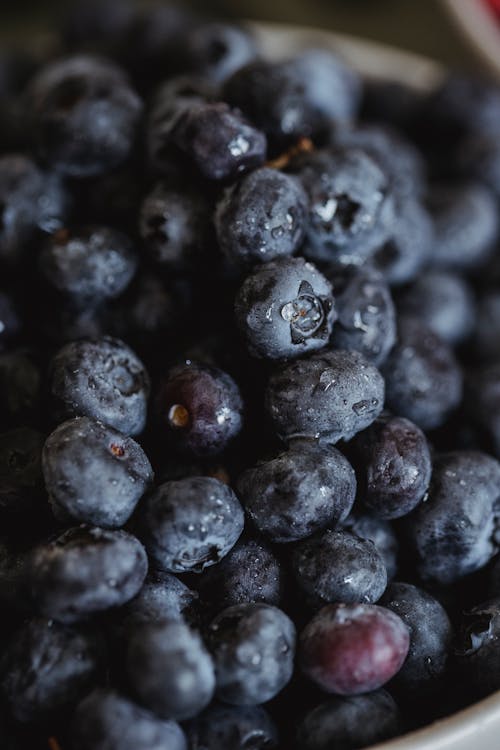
[3,2,500,749]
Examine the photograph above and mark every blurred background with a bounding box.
[0,0,488,71]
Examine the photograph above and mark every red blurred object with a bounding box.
[486,0,500,15]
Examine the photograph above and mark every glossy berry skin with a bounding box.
[327,265,396,366]
[0,617,102,723]
[292,149,395,266]
[455,599,500,699]
[126,620,215,720]
[139,182,213,272]
[405,451,500,584]
[341,513,399,581]
[120,571,199,630]
[292,529,387,608]
[299,603,409,695]
[237,442,356,543]
[50,336,150,436]
[187,703,278,750]
[0,155,68,265]
[396,270,475,347]
[139,477,244,573]
[380,582,453,693]
[26,55,143,177]
[215,167,308,266]
[208,603,296,705]
[29,526,148,623]
[156,363,243,456]
[42,417,153,528]
[235,257,336,360]
[352,414,432,520]
[171,101,267,181]
[40,226,137,307]
[181,22,257,84]
[295,690,400,750]
[223,51,361,147]
[198,538,283,613]
[70,689,188,750]
[266,349,384,444]
[382,317,463,431]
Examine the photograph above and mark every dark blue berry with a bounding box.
[181,22,257,84]
[42,417,153,528]
[120,571,199,629]
[139,476,244,573]
[187,702,278,750]
[237,441,356,543]
[455,599,500,699]
[341,513,399,580]
[208,602,296,705]
[215,167,309,266]
[126,620,215,720]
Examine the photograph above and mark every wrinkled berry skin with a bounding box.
[295,690,400,750]
[26,55,143,177]
[341,513,399,581]
[299,603,409,695]
[42,417,153,528]
[380,582,453,694]
[50,336,150,436]
[266,349,384,444]
[327,265,396,366]
[126,621,215,720]
[28,527,147,624]
[292,149,395,266]
[235,257,336,360]
[120,571,199,630]
[40,226,137,307]
[198,538,283,613]
[208,603,296,705]
[139,477,244,573]
[156,363,243,457]
[382,317,463,431]
[171,101,267,181]
[0,617,102,723]
[237,441,356,543]
[187,702,278,750]
[352,414,432,520]
[455,599,500,699]
[292,529,387,608]
[71,689,188,750]
[405,451,500,584]
[181,22,257,84]
[223,51,361,147]
[216,167,308,266]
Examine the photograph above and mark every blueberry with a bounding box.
[292,529,387,608]
[198,538,283,613]
[327,265,396,366]
[70,688,188,750]
[187,702,278,750]
[404,451,500,584]
[382,316,463,431]
[126,620,215,720]
[0,293,21,350]
[380,582,453,693]
[42,417,153,528]
[299,603,409,695]
[28,526,148,623]
[0,352,41,426]
[171,101,267,181]
[396,271,475,346]
[427,182,499,270]
[119,571,199,629]
[26,55,143,177]
[155,362,243,456]
[455,599,500,699]
[180,22,257,84]
[0,155,68,266]
[237,441,356,543]
[139,182,214,272]
[235,257,336,360]
[295,690,400,750]
[215,167,309,266]
[266,349,384,444]
[50,336,150,436]
[352,414,432,520]
[208,602,296,705]
[291,149,395,265]
[223,51,361,147]
[139,476,244,573]
[0,617,102,723]
[40,226,137,307]
[341,513,399,580]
